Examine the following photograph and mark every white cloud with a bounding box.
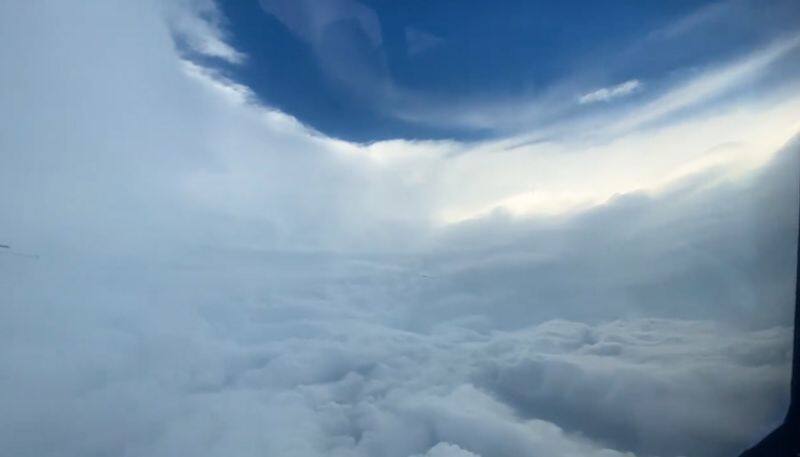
[579,79,643,104]
[0,2,797,457]
[476,320,791,456]
[610,34,800,134]
[167,0,246,64]
[412,442,481,457]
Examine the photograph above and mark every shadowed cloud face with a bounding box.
[1,1,799,457]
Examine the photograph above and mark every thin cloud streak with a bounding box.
[167,0,246,64]
[578,79,642,104]
[610,34,800,134]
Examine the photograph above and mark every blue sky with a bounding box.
[176,0,800,142]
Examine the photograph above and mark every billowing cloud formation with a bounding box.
[0,1,798,457]
[0,259,791,457]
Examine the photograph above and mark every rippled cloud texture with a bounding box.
[1,2,799,457]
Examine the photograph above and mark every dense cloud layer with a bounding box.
[407,144,800,331]
[0,1,797,457]
[0,257,792,457]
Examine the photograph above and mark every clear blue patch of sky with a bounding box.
[185,0,800,143]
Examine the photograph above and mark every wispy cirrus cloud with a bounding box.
[579,79,642,104]
[406,27,445,56]
[167,0,246,64]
